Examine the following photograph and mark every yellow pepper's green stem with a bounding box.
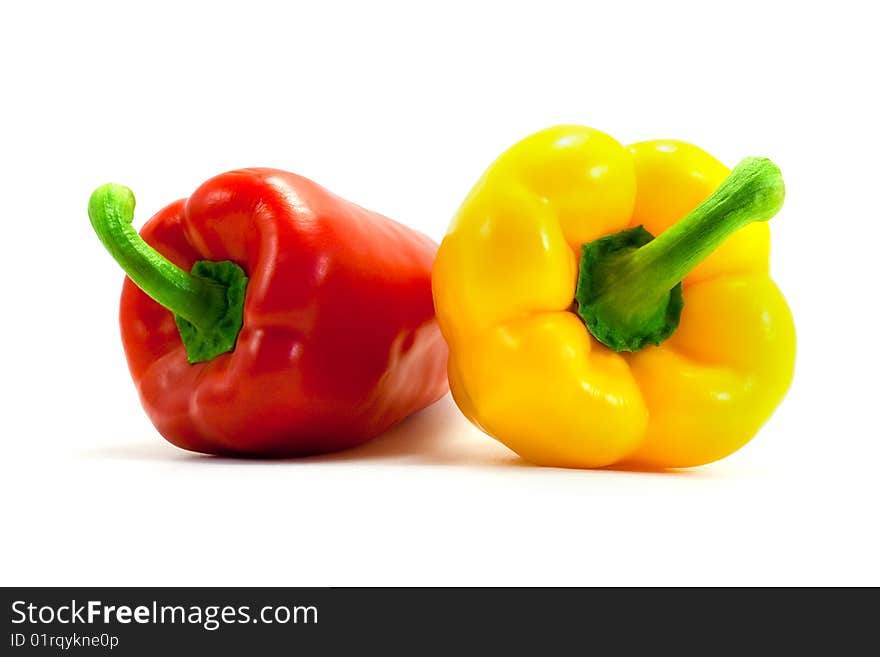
[575,157,785,352]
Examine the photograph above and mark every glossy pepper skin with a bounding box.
[433,126,795,469]
[91,169,448,456]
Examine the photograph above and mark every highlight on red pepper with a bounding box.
[88,169,448,456]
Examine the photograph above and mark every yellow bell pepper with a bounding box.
[433,125,796,469]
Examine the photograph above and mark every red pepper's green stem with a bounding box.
[576,157,785,352]
[88,184,227,329]
[89,183,248,363]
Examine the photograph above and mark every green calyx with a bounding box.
[576,225,684,352]
[575,157,785,352]
[88,183,248,364]
[173,260,248,363]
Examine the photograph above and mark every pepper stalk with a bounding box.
[575,157,785,351]
[88,183,248,364]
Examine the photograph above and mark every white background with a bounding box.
[1,0,877,586]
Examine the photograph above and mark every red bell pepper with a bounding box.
[88,168,448,456]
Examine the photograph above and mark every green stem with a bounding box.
[616,157,783,299]
[575,157,784,352]
[89,183,249,364]
[88,183,227,329]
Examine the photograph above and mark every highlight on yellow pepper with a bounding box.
[432,126,795,469]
